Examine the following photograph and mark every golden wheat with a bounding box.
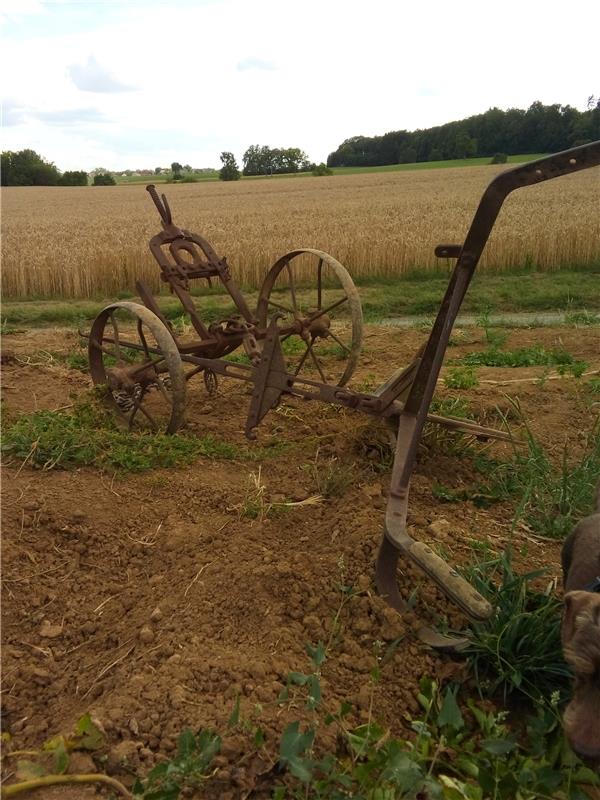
[2,164,599,299]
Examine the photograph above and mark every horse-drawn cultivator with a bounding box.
[84,141,600,649]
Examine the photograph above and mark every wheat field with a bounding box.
[2,164,599,300]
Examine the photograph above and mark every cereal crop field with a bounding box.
[3,163,599,300]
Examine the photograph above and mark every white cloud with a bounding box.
[237,57,277,72]
[68,55,137,93]
[0,0,45,26]
[2,0,599,171]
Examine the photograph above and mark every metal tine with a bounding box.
[146,184,170,226]
[161,193,173,225]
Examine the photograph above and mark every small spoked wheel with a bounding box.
[256,249,363,386]
[88,302,186,434]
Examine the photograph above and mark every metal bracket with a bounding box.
[245,316,287,439]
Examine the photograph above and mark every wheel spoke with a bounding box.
[317,258,323,310]
[138,319,151,360]
[286,261,299,313]
[92,339,123,359]
[128,357,166,378]
[127,387,144,429]
[308,341,327,382]
[129,387,158,430]
[327,331,351,354]
[268,299,295,315]
[109,312,122,360]
[154,376,172,405]
[308,295,348,323]
[293,344,311,376]
[137,403,158,428]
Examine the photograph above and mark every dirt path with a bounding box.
[1,322,599,796]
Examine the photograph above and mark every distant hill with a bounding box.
[327,101,600,168]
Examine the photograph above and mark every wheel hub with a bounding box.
[106,362,157,392]
[306,313,331,338]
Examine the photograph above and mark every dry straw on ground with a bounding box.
[2,164,599,299]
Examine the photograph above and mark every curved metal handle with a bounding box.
[146,184,172,226]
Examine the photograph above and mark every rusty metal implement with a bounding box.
[83,142,600,650]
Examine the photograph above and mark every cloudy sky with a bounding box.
[1,0,598,171]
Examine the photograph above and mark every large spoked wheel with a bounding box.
[88,302,186,434]
[256,249,363,386]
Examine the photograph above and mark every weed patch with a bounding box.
[444,366,479,389]
[455,345,587,375]
[1,394,275,473]
[435,405,600,538]
[565,309,600,326]
[586,377,600,394]
[461,550,570,702]
[302,450,355,497]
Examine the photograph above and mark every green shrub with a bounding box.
[312,162,333,176]
[92,172,116,186]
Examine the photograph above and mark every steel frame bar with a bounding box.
[376,141,600,616]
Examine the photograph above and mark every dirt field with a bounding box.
[1,321,599,797]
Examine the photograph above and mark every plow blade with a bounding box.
[375,532,492,652]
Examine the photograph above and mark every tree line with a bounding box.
[1,150,115,186]
[326,100,600,167]
[241,145,312,176]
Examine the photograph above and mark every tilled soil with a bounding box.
[1,322,599,797]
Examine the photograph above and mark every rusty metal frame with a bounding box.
[375,141,600,617]
[84,141,600,646]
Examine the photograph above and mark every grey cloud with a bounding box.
[2,98,28,126]
[35,107,110,125]
[416,86,440,98]
[1,98,110,127]
[236,56,276,72]
[68,55,136,93]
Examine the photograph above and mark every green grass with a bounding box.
[109,154,546,187]
[454,345,588,375]
[444,366,479,389]
[4,269,600,327]
[114,171,218,185]
[461,550,570,702]
[329,153,547,176]
[1,394,284,473]
[435,407,600,539]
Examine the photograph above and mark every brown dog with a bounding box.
[561,481,600,761]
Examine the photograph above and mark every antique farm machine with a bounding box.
[84,142,600,649]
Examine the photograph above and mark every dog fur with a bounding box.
[561,481,600,761]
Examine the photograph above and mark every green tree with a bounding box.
[171,161,183,179]
[219,152,240,181]
[243,144,272,175]
[93,172,116,186]
[59,170,88,186]
[1,149,60,186]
